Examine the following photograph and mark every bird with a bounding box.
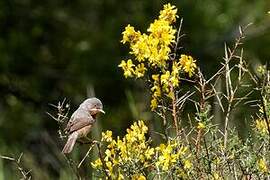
[62,97,105,154]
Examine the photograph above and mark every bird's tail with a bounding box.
[62,132,78,154]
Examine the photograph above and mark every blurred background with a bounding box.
[0,0,269,179]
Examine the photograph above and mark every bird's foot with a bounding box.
[77,138,98,145]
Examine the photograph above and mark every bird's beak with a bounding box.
[90,108,105,114]
[98,109,105,114]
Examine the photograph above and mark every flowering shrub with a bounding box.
[91,121,154,179]
[91,4,270,179]
[118,3,196,111]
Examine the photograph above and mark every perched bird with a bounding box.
[62,97,105,154]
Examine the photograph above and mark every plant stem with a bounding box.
[261,95,270,142]
[96,143,111,179]
[171,85,179,135]
[224,102,231,148]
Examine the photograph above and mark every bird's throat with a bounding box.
[91,114,97,119]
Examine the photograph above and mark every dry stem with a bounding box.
[0,153,32,180]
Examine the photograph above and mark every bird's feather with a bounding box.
[62,132,78,154]
[65,108,95,134]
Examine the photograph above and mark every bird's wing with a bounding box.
[65,109,95,134]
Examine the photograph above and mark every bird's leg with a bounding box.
[77,139,90,144]
[77,137,95,145]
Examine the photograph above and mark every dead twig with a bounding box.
[77,141,97,169]
[0,153,32,180]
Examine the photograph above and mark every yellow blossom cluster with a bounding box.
[131,174,146,180]
[179,54,197,77]
[254,119,268,135]
[257,158,268,173]
[155,140,191,171]
[159,3,178,23]
[118,59,146,78]
[150,56,195,110]
[120,3,177,66]
[91,120,154,179]
[119,3,197,110]
[119,3,177,76]
[197,122,206,129]
[92,120,193,178]
[213,172,222,180]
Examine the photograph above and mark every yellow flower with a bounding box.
[156,142,179,171]
[146,35,171,66]
[150,98,158,110]
[184,159,192,169]
[257,65,266,75]
[172,62,180,74]
[102,130,113,142]
[150,74,162,107]
[134,63,147,78]
[255,119,268,135]
[213,172,222,180]
[138,120,148,132]
[121,24,141,44]
[91,158,102,168]
[152,74,160,81]
[178,146,188,156]
[131,34,150,61]
[118,173,124,180]
[156,143,166,151]
[167,91,174,99]
[132,174,146,180]
[161,71,170,85]
[179,54,197,77]
[257,158,268,173]
[151,85,161,97]
[213,157,221,165]
[145,148,155,159]
[197,122,206,129]
[148,19,176,45]
[107,139,116,149]
[94,120,152,174]
[159,3,178,23]
[104,149,112,161]
[118,59,135,78]
[170,76,179,87]
[106,161,113,174]
[170,62,181,87]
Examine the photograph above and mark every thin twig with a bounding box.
[77,142,96,168]
[0,153,32,180]
[170,85,179,135]
[96,143,110,179]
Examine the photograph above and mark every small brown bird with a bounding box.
[62,97,105,154]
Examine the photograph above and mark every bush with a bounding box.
[91,4,270,179]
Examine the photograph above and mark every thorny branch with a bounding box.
[96,142,111,179]
[260,69,270,140]
[210,25,250,149]
[47,98,70,140]
[0,153,32,180]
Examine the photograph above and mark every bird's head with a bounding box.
[81,97,105,118]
